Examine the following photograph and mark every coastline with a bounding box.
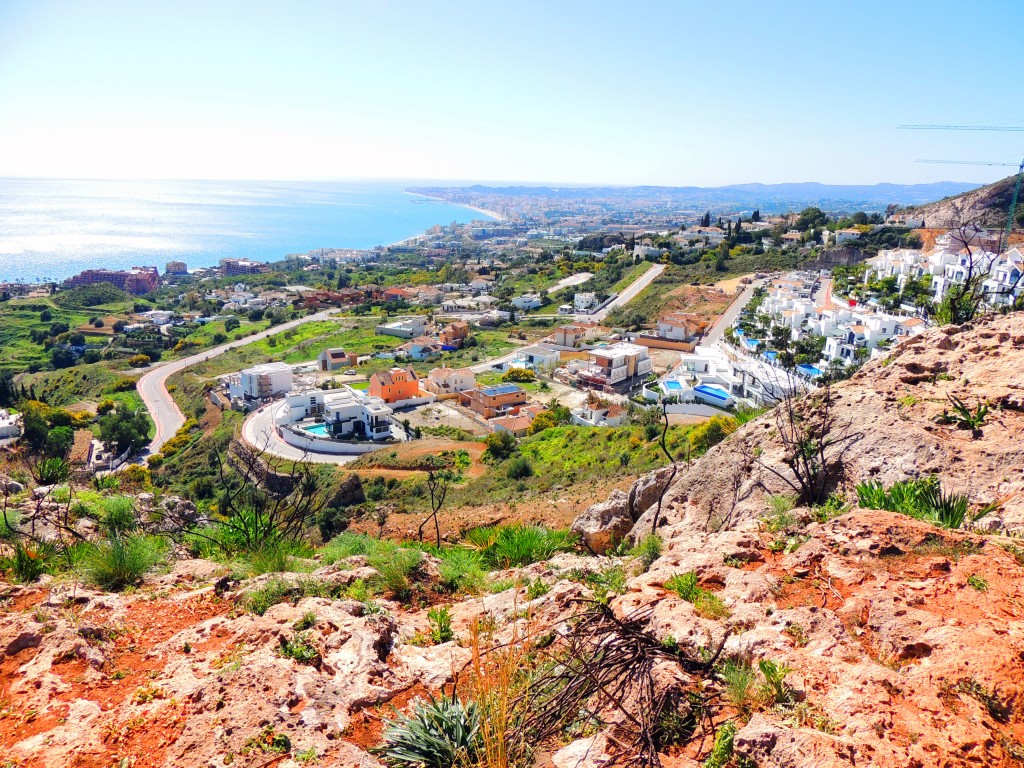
[403,190,506,223]
[0,180,508,281]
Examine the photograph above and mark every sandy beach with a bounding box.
[404,191,506,222]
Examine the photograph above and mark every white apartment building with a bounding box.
[982,248,1024,306]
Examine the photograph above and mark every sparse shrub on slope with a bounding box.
[1,540,58,584]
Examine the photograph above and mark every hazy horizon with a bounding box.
[0,175,989,189]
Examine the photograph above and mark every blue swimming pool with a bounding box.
[303,423,330,436]
[694,385,730,402]
[797,364,824,377]
[663,380,684,391]
[743,338,760,350]
[764,350,778,361]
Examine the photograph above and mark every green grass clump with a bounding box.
[233,540,315,577]
[80,534,165,591]
[435,547,487,594]
[628,533,663,572]
[467,524,576,569]
[665,571,731,620]
[375,694,480,768]
[243,577,333,615]
[321,532,423,598]
[100,496,139,536]
[721,658,757,716]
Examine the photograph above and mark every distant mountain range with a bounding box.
[409,181,982,212]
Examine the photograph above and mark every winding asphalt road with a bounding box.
[137,309,337,454]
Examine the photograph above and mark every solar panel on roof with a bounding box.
[480,384,522,396]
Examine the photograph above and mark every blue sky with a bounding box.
[0,0,1021,186]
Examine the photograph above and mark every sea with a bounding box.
[0,179,496,284]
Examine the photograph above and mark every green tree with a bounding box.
[49,346,77,369]
[44,425,75,459]
[99,403,151,454]
[483,430,516,461]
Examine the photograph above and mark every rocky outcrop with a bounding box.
[572,466,675,553]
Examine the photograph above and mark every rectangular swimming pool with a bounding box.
[663,380,684,391]
[694,385,730,401]
[303,423,330,436]
[797,364,824,377]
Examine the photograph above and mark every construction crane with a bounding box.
[898,124,1024,131]
[915,159,1018,166]
[900,124,1024,251]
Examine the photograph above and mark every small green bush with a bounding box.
[629,534,663,572]
[243,578,332,615]
[758,659,793,705]
[278,631,321,665]
[505,455,534,480]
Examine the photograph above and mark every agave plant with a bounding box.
[375,694,480,768]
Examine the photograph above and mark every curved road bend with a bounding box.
[137,309,337,454]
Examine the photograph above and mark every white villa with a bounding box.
[505,343,561,372]
[276,386,394,441]
[568,342,652,388]
[511,293,543,311]
[653,343,805,407]
[375,316,428,339]
[574,292,600,313]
